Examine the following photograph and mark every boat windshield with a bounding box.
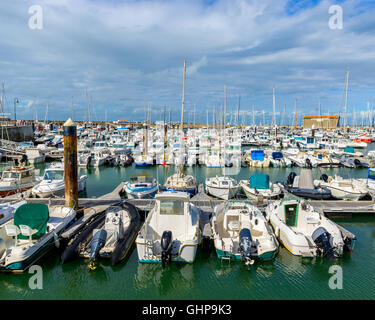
[2,172,19,179]
[159,200,184,215]
[44,170,64,180]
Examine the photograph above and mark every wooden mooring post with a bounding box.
[64,118,78,211]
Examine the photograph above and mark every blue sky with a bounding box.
[0,0,375,124]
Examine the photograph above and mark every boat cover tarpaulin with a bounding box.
[251,150,264,161]
[272,152,283,160]
[298,169,314,189]
[344,147,355,153]
[250,174,270,189]
[14,203,49,240]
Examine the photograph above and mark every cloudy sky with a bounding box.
[0,0,374,124]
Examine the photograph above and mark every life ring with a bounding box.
[12,166,25,171]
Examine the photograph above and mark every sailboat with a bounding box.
[163,60,197,197]
[135,107,153,166]
[205,85,240,200]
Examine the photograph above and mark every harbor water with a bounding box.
[0,163,375,299]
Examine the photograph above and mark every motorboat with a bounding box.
[31,163,87,198]
[0,203,76,272]
[283,169,331,200]
[239,174,282,200]
[61,202,140,268]
[163,171,197,196]
[288,152,318,168]
[0,166,40,198]
[269,151,291,167]
[123,176,159,199]
[266,197,351,258]
[211,200,278,264]
[78,151,110,167]
[0,201,27,226]
[246,150,270,167]
[205,176,240,200]
[354,168,375,197]
[315,174,368,201]
[136,191,201,266]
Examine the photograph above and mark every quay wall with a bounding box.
[0,125,34,142]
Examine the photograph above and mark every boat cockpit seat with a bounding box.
[5,225,20,246]
[19,225,39,243]
[224,214,241,237]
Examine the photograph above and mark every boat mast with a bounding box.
[272,87,276,127]
[179,59,187,175]
[180,59,186,133]
[344,70,349,128]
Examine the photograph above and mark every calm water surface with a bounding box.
[1,156,375,299]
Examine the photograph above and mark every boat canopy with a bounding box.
[344,147,355,153]
[298,169,314,189]
[251,150,264,161]
[250,174,270,190]
[272,152,283,160]
[14,203,49,240]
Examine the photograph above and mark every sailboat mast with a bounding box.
[344,70,349,128]
[180,59,186,133]
[272,87,276,126]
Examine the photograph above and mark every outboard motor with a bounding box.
[239,228,254,265]
[87,155,92,167]
[312,227,335,260]
[21,154,28,165]
[321,174,328,182]
[161,230,173,268]
[305,158,312,168]
[354,159,361,168]
[88,229,107,270]
[287,172,297,186]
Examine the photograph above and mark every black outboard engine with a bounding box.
[287,172,297,186]
[87,155,92,167]
[161,230,173,268]
[239,228,253,265]
[88,229,107,270]
[21,154,28,165]
[312,227,335,260]
[320,174,328,182]
[354,159,361,168]
[305,158,312,168]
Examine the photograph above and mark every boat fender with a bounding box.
[275,226,280,238]
[254,218,258,225]
[320,174,328,183]
[53,232,60,248]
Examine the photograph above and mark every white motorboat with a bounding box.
[315,174,368,201]
[354,167,375,197]
[31,163,87,198]
[0,203,76,272]
[205,176,240,200]
[0,166,40,198]
[266,197,347,258]
[0,201,27,226]
[123,176,159,199]
[136,191,201,266]
[239,174,281,200]
[211,200,278,264]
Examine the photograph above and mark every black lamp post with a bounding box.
[14,98,19,124]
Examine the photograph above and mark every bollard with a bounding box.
[64,118,78,210]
